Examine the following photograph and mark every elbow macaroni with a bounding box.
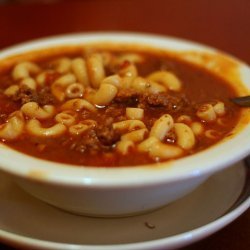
[126,107,144,120]
[26,119,67,138]
[21,102,55,120]
[0,111,25,140]
[121,128,148,142]
[71,58,89,86]
[65,83,85,99]
[4,85,19,97]
[55,111,76,126]
[61,98,96,112]
[20,77,37,90]
[138,136,183,160]
[51,73,77,101]
[147,70,182,91]
[197,102,226,122]
[12,62,40,80]
[87,53,105,88]
[150,114,174,141]
[113,120,146,132]
[69,122,89,136]
[116,140,134,155]
[54,57,72,74]
[92,83,118,106]
[131,77,166,94]
[174,123,195,150]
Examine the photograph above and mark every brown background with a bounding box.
[0,0,249,249]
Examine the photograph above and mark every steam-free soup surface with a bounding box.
[0,46,240,166]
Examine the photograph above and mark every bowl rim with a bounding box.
[0,31,250,187]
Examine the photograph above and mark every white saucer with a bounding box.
[0,161,249,250]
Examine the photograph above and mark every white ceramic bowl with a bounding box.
[0,32,250,217]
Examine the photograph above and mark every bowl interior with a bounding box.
[0,32,249,186]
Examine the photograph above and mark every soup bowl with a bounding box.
[0,32,250,217]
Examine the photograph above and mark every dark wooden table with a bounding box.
[0,0,249,249]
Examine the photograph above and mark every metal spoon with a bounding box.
[230,96,250,107]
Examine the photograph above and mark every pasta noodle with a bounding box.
[51,73,77,101]
[65,83,85,99]
[147,70,182,91]
[138,137,183,159]
[4,85,19,97]
[113,120,146,132]
[20,77,37,90]
[71,58,89,86]
[150,114,174,141]
[126,108,144,120]
[197,104,217,122]
[176,115,192,124]
[55,111,76,126]
[101,75,122,88]
[55,57,72,74]
[26,119,67,138]
[21,102,55,120]
[121,128,148,142]
[190,122,204,136]
[213,101,225,116]
[87,53,105,88]
[69,122,89,136]
[92,83,118,106]
[174,123,195,150]
[119,63,138,78]
[36,70,54,86]
[12,61,40,80]
[60,98,96,112]
[116,140,134,155]
[0,111,24,140]
[131,77,166,94]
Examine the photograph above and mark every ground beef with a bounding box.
[114,89,139,106]
[104,106,126,122]
[114,89,191,115]
[68,129,102,154]
[143,93,169,107]
[139,92,190,114]
[12,86,55,105]
[37,87,56,105]
[12,86,37,104]
[96,125,121,146]
[64,124,120,154]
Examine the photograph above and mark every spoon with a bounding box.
[230,96,250,107]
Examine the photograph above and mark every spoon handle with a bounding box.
[230,96,250,107]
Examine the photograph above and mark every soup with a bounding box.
[0,45,241,167]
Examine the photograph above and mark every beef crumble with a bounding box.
[96,125,121,146]
[12,86,56,105]
[139,92,190,113]
[114,89,191,115]
[114,89,139,106]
